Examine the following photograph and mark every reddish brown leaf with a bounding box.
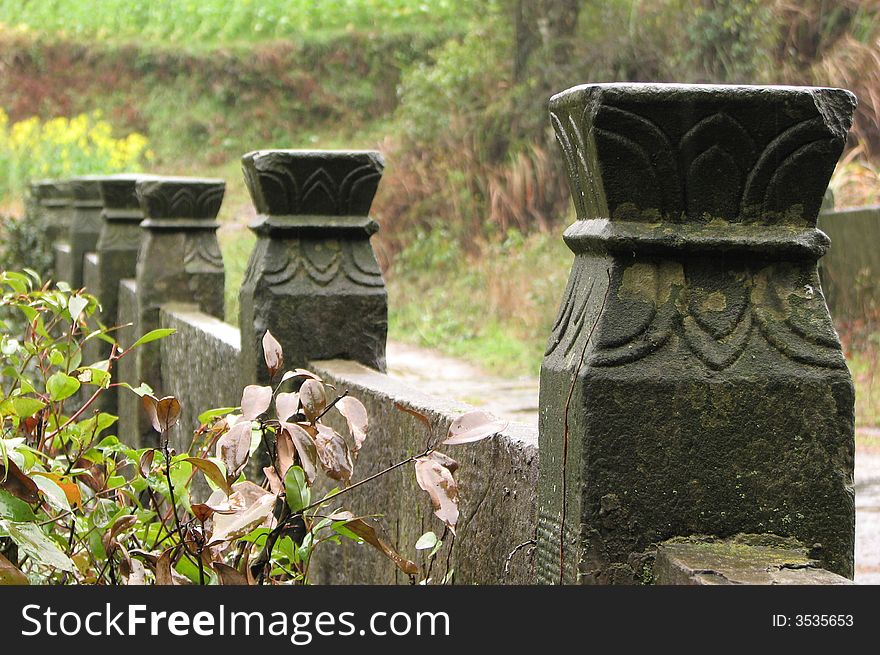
[281,422,318,484]
[427,451,459,474]
[262,330,284,378]
[74,458,105,492]
[394,403,433,433]
[155,549,175,586]
[138,449,156,478]
[191,503,215,523]
[414,452,460,534]
[126,558,146,586]
[240,385,272,421]
[0,552,28,585]
[212,561,251,585]
[185,457,233,495]
[314,425,352,483]
[280,369,322,384]
[334,514,419,576]
[443,410,507,445]
[299,379,327,423]
[275,429,296,480]
[142,395,181,433]
[262,466,283,495]
[208,492,276,546]
[216,421,252,483]
[0,459,40,504]
[109,515,138,541]
[275,392,299,422]
[335,396,368,453]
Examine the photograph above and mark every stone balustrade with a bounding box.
[17,82,863,584]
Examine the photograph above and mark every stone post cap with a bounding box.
[550,83,856,258]
[241,150,384,235]
[30,179,72,206]
[136,177,225,230]
[68,176,106,207]
[98,174,158,220]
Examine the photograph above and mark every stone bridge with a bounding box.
[25,82,874,584]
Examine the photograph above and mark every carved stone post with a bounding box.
[29,179,72,246]
[64,176,104,287]
[134,177,225,440]
[95,175,152,330]
[538,83,857,583]
[80,175,152,414]
[239,150,387,385]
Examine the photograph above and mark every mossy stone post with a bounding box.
[538,83,857,583]
[96,175,153,330]
[23,180,71,279]
[239,150,387,385]
[34,180,76,282]
[30,179,72,246]
[134,177,225,443]
[82,175,151,414]
[65,177,105,288]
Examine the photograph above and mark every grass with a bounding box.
[386,229,571,377]
[0,0,475,45]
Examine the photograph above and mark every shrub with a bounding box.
[0,108,152,202]
[0,273,504,584]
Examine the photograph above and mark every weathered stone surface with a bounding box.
[159,304,242,453]
[311,359,538,584]
[134,176,226,445]
[538,83,857,584]
[96,174,152,329]
[819,205,880,320]
[653,534,852,585]
[82,175,153,415]
[30,179,72,246]
[65,176,105,287]
[116,279,141,447]
[239,150,388,386]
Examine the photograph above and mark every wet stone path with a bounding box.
[385,340,880,584]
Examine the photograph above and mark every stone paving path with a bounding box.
[386,340,880,584]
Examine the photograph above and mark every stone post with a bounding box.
[29,179,72,246]
[95,174,152,331]
[239,150,387,385]
[133,177,225,442]
[80,175,152,414]
[537,83,857,583]
[64,176,104,287]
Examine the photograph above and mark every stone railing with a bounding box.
[818,201,880,319]
[22,83,860,585]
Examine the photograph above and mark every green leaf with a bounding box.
[284,466,310,514]
[415,531,439,550]
[197,407,237,424]
[67,295,89,321]
[47,372,81,401]
[0,489,36,522]
[0,520,75,572]
[131,328,176,349]
[77,367,111,388]
[32,475,70,513]
[120,382,153,397]
[7,397,45,418]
